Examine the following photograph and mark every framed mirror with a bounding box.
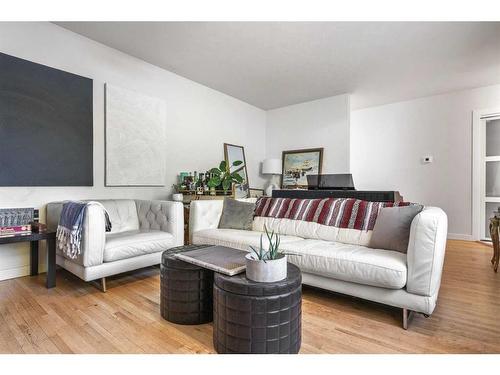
[224,143,250,198]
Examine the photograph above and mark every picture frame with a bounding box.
[0,52,94,186]
[249,188,265,199]
[105,84,167,186]
[281,148,324,189]
[224,143,250,198]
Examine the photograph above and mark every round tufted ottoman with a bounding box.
[160,245,214,325]
[213,263,302,354]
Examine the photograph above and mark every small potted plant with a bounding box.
[207,160,244,195]
[246,226,287,282]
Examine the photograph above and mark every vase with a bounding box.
[245,253,287,282]
[172,193,183,202]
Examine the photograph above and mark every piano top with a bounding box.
[272,189,403,203]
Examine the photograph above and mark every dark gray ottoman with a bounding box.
[160,244,214,325]
[213,263,302,354]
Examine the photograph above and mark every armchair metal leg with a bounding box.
[402,308,414,330]
[91,277,107,292]
[101,277,107,293]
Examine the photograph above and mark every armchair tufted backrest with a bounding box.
[99,200,140,234]
[46,199,140,234]
[135,200,172,232]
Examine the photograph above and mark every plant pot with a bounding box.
[172,193,183,202]
[245,253,287,282]
[209,187,216,196]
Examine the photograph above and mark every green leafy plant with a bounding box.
[249,232,268,262]
[207,160,244,193]
[249,225,283,262]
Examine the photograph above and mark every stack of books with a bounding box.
[0,208,37,237]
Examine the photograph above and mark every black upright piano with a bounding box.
[272,174,402,203]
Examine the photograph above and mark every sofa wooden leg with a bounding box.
[402,308,413,330]
[101,277,107,293]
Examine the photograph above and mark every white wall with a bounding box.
[266,95,350,173]
[351,84,500,239]
[2,23,497,281]
[0,22,267,280]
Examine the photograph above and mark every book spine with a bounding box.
[0,225,32,237]
[0,225,32,232]
[0,232,32,238]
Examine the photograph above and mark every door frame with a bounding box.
[472,108,500,241]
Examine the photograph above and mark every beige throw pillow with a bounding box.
[369,205,423,253]
[218,198,255,231]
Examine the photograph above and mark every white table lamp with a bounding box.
[262,158,282,196]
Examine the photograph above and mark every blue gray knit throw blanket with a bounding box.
[56,201,112,259]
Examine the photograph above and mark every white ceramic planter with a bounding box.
[245,253,287,282]
[172,193,183,202]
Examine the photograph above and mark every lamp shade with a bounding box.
[262,158,282,175]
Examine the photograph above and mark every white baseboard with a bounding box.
[0,263,47,282]
[447,233,474,241]
[0,265,30,281]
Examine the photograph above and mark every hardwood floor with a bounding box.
[0,240,498,354]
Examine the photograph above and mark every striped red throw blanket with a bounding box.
[254,197,410,231]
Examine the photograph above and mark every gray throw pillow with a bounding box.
[369,205,424,253]
[218,198,255,231]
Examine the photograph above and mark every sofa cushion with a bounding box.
[281,239,407,289]
[192,228,305,252]
[99,200,140,234]
[253,197,412,247]
[218,198,255,230]
[193,228,407,289]
[253,217,373,246]
[369,205,423,253]
[104,230,174,262]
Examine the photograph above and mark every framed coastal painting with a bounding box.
[224,143,250,198]
[281,148,323,189]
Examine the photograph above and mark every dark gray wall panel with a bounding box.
[0,52,93,186]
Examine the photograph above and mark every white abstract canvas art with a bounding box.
[105,84,167,186]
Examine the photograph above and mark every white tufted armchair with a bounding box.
[47,199,183,291]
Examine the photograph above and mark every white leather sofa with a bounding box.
[47,199,183,290]
[189,199,448,328]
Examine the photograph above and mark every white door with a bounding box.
[473,109,500,241]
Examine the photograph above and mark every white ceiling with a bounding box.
[55,22,500,110]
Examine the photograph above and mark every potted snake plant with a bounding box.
[246,225,287,282]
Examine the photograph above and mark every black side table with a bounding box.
[213,263,302,354]
[160,244,214,325]
[0,231,57,288]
